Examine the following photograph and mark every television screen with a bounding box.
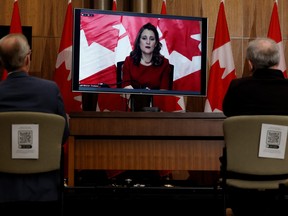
[72,8,208,96]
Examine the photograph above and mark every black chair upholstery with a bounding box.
[116,61,124,88]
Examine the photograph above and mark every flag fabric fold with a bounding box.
[10,0,22,33]
[267,1,287,77]
[54,0,82,178]
[204,0,236,112]
[161,0,167,14]
[1,0,23,80]
[112,0,117,11]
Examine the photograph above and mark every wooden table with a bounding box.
[68,112,226,186]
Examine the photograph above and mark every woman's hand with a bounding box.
[124,85,134,89]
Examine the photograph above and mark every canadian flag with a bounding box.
[54,0,82,178]
[204,0,236,112]
[1,0,22,80]
[96,0,130,112]
[267,0,287,77]
[153,0,186,112]
[54,0,82,114]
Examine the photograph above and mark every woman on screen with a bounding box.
[121,22,172,111]
[121,22,171,90]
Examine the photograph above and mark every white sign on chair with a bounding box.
[12,124,39,159]
[258,123,288,159]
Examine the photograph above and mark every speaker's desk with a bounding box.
[68,112,226,186]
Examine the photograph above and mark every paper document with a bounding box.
[258,123,288,159]
[12,124,39,159]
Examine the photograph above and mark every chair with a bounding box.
[0,111,66,215]
[221,115,288,216]
[116,61,174,90]
[116,61,125,88]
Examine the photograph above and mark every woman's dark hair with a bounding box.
[130,22,164,66]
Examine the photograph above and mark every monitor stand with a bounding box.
[142,106,160,112]
[130,95,160,112]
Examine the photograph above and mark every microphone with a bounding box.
[83,83,111,88]
[97,83,110,88]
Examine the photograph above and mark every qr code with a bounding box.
[18,129,33,149]
[266,129,281,149]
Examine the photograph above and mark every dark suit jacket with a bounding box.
[222,68,288,117]
[0,71,69,202]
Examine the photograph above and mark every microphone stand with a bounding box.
[130,94,160,112]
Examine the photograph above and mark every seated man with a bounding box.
[0,33,69,215]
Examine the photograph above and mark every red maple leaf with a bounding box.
[158,19,201,59]
[81,14,120,51]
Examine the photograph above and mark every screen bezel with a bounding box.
[72,8,208,96]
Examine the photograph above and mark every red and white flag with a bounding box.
[1,0,22,80]
[267,0,287,77]
[153,0,186,112]
[54,0,82,114]
[54,0,82,178]
[204,0,236,112]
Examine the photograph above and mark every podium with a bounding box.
[68,112,225,186]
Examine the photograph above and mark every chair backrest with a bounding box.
[116,61,174,90]
[0,111,65,174]
[168,64,174,90]
[116,61,124,88]
[223,115,288,176]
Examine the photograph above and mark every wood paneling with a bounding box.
[73,139,223,170]
[68,112,225,186]
[0,0,287,111]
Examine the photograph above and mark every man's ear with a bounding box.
[25,54,30,65]
[248,60,254,71]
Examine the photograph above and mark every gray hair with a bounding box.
[246,38,280,70]
[0,33,30,72]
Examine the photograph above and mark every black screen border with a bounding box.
[72,8,208,97]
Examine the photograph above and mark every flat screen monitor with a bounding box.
[72,8,208,96]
